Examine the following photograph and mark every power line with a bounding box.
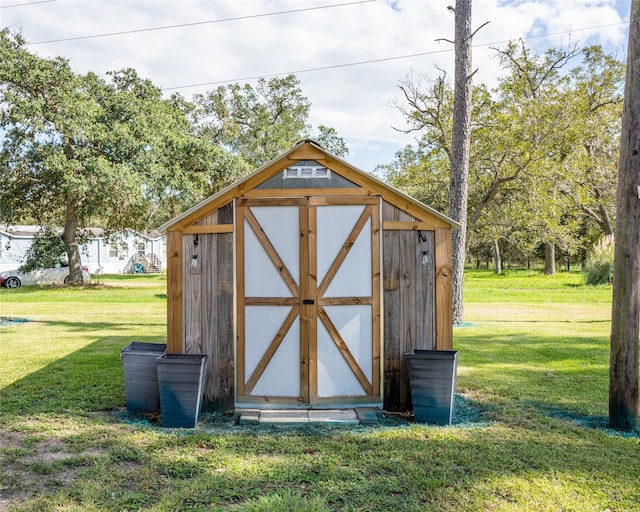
[10,1,628,92]
[161,20,629,91]
[161,49,453,91]
[0,0,56,8]
[26,0,376,45]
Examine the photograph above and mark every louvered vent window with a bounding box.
[283,163,331,179]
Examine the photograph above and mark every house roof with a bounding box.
[0,225,164,240]
[159,140,460,232]
[0,225,45,238]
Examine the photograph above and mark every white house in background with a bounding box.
[0,225,166,274]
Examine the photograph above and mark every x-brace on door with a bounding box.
[236,196,381,406]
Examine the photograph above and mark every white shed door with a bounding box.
[237,197,380,406]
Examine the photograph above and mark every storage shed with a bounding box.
[159,140,459,413]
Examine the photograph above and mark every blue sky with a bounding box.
[1,0,631,172]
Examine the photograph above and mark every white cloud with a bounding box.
[2,0,629,171]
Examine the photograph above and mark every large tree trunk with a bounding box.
[609,0,639,431]
[449,0,473,325]
[64,193,84,285]
[544,242,555,275]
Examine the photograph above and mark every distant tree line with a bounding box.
[380,40,624,274]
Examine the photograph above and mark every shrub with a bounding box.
[19,226,67,272]
[583,235,614,285]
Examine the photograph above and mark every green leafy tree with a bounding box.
[313,125,349,159]
[378,141,450,211]
[483,41,581,274]
[563,46,624,239]
[194,75,348,170]
[387,41,623,273]
[394,73,455,164]
[0,30,216,283]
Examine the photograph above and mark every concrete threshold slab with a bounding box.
[259,410,309,424]
[235,408,379,425]
[308,409,359,424]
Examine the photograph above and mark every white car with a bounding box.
[0,265,91,288]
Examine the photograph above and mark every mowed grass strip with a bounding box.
[1,270,639,512]
[0,275,166,413]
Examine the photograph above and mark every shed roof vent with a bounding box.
[283,161,330,179]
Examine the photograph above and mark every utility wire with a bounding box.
[161,20,629,91]
[162,49,453,91]
[1,0,56,8]
[26,0,376,45]
[8,0,627,91]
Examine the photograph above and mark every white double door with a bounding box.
[236,196,381,406]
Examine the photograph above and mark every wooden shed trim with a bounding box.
[183,224,234,234]
[244,188,374,198]
[382,221,440,231]
[158,140,459,234]
[166,231,183,353]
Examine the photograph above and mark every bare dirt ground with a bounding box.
[0,426,106,511]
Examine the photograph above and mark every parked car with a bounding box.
[0,265,91,288]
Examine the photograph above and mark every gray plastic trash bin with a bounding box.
[121,342,167,413]
[157,353,208,428]
[406,349,458,425]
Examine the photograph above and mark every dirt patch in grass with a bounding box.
[0,427,109,511]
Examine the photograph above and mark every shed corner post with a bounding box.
[434,227,453,350]
[166,230,184,353]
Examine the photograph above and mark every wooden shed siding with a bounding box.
[179,203,235,412]
[416,232,436,347]
[382,201,436,411]
[183,231,203,354]
[208,203,234,412]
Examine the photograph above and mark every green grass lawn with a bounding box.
[1,270,638,511]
